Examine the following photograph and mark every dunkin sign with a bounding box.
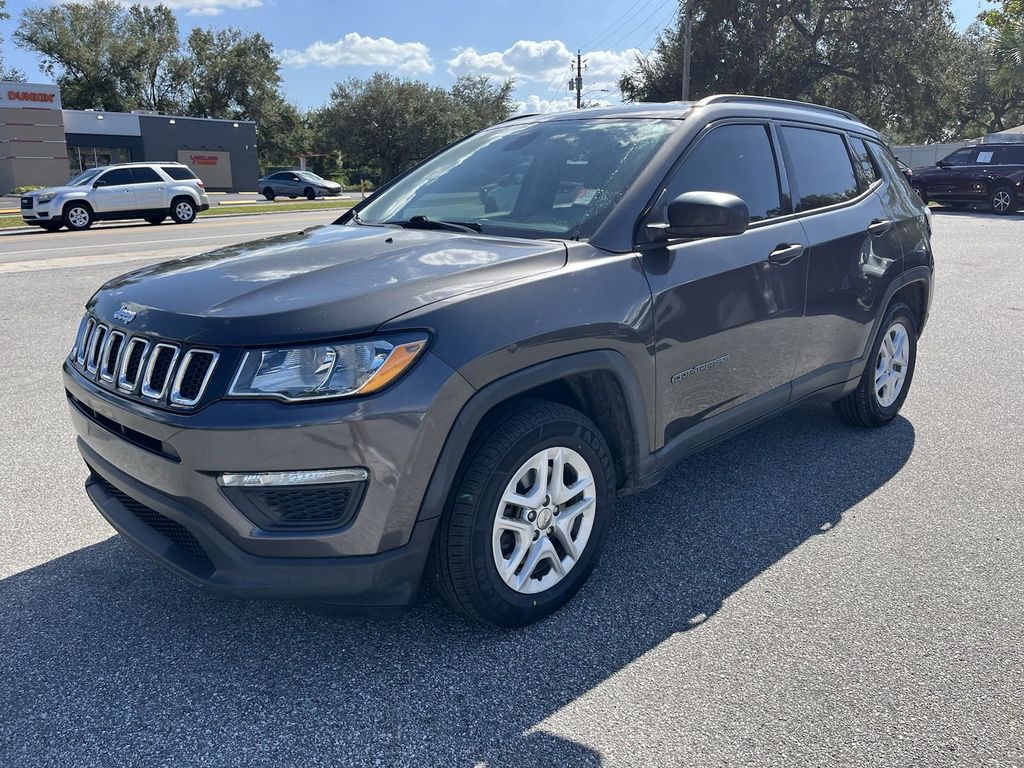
[0,81,62,110]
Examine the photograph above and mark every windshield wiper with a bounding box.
[385,215,482,234]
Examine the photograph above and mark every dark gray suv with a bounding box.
[64,95,933,626]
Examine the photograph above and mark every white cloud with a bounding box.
[448,39,641,86]
[281,33,434,74]
[56,0,263,15]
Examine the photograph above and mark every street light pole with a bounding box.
[681,0,694,101]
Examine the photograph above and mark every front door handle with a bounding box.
[867,219,893,236]
[767,243,805,264]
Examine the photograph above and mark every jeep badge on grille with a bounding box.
[113,305,137,324]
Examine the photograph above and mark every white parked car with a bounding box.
[21,162,210,232]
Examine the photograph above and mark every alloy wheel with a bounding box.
[67,207,90,229]
[491,446,597,595]
[176,201,195,221]
[875,321,910,407]
[992,190,1012,212]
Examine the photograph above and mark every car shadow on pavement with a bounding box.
[0,404,914,767]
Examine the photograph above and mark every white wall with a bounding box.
[62,110,141,136]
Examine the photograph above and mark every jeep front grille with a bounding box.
[71,313,219,409]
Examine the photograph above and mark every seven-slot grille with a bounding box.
[71,314,219,408]
[21,196,32,210]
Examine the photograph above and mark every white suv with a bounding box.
[21,162,210,232]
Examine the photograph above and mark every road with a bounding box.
[0,209,1021,767]
[0,208,340,274]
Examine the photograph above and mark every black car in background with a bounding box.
[910,143,1024,214]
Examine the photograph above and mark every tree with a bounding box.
[319,73,515,183]
[15,0,134,110]
[320,73,456,182]
[450,75,516,134]
[619,0,1003,142]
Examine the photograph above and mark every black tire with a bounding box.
[944,202,967,210]
[39,221,62,232]
[288,195,297,199]
[833,301,918,427]
[304,187,317,201]
[144,215,165,225]
[429,401,615,627]
[262,187,275,201]
[170,197,197,224]
[989,184,1016,215]
[63,202,93,231]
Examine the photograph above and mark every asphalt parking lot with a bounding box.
[0,209,1021,767]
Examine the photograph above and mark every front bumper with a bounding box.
[64,350,473,605]
[84,447,438,605]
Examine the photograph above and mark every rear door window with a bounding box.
[131,167,162,183]
[666,123,785,222]
[780,126,859,211]
[941,148,975,166]
[848,136,881,190]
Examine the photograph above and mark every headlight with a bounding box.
[37,193,55,203]
[228,337,428,401]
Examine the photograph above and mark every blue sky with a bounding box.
[0,0,988,112]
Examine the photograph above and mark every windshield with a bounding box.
[298,171,325,181]
[355,118,677,240]
[67,168,104,186]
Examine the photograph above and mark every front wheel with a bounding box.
[63,203,93,231]
[171,198,197,224]
[833,302,917,427]
[304,187,317,201]
[429,401,615,626]
[39,221,62,232]
[990,185,1016,215]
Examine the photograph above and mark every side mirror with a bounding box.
[650,191,750,239]
[93,180,107,188]
[936,160,949,168]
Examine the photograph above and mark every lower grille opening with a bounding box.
[222,482,366,531]
[68,392,179,461]
[94,474,214,575]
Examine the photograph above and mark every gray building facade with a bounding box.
[1,81,259,193]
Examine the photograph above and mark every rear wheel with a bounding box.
[833,302,917,427]
[990,185,1016,215]
[429,401,615,627]
[63,203,93,231]
[144,215,165,225]
[262,187,275,201]
[170,197,197,224]
[944,202,968,210]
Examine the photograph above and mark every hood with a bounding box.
[27,185,81,197]
[88,224,567,345]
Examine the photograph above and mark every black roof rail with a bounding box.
[696,94,858,122]
[501,112,540,122]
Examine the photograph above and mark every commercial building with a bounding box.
[0,81,258,193]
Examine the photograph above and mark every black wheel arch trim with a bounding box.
[415,349,651,522]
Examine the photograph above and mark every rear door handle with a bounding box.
[868,219,893,236]
[767,243,805,264]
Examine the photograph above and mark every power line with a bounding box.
[600,0,675,52]
[579,0,661,52]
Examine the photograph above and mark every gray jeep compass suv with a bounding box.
[64,95,933,626]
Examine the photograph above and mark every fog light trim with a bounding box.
[218,468,369,487]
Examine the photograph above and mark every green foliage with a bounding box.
[620,0,1024,142]
[980,0,1024,32]
[10,185,43,194]
[314,73,515,182]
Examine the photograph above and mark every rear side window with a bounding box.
[781,126,859,211]
[161,166,197,181]
[667,123,784,222]
[848,137,881,190]
[132,167,162,183]
[865,140,911,192]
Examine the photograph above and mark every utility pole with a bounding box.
[570,50,587,109]
[681,0,694,101]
